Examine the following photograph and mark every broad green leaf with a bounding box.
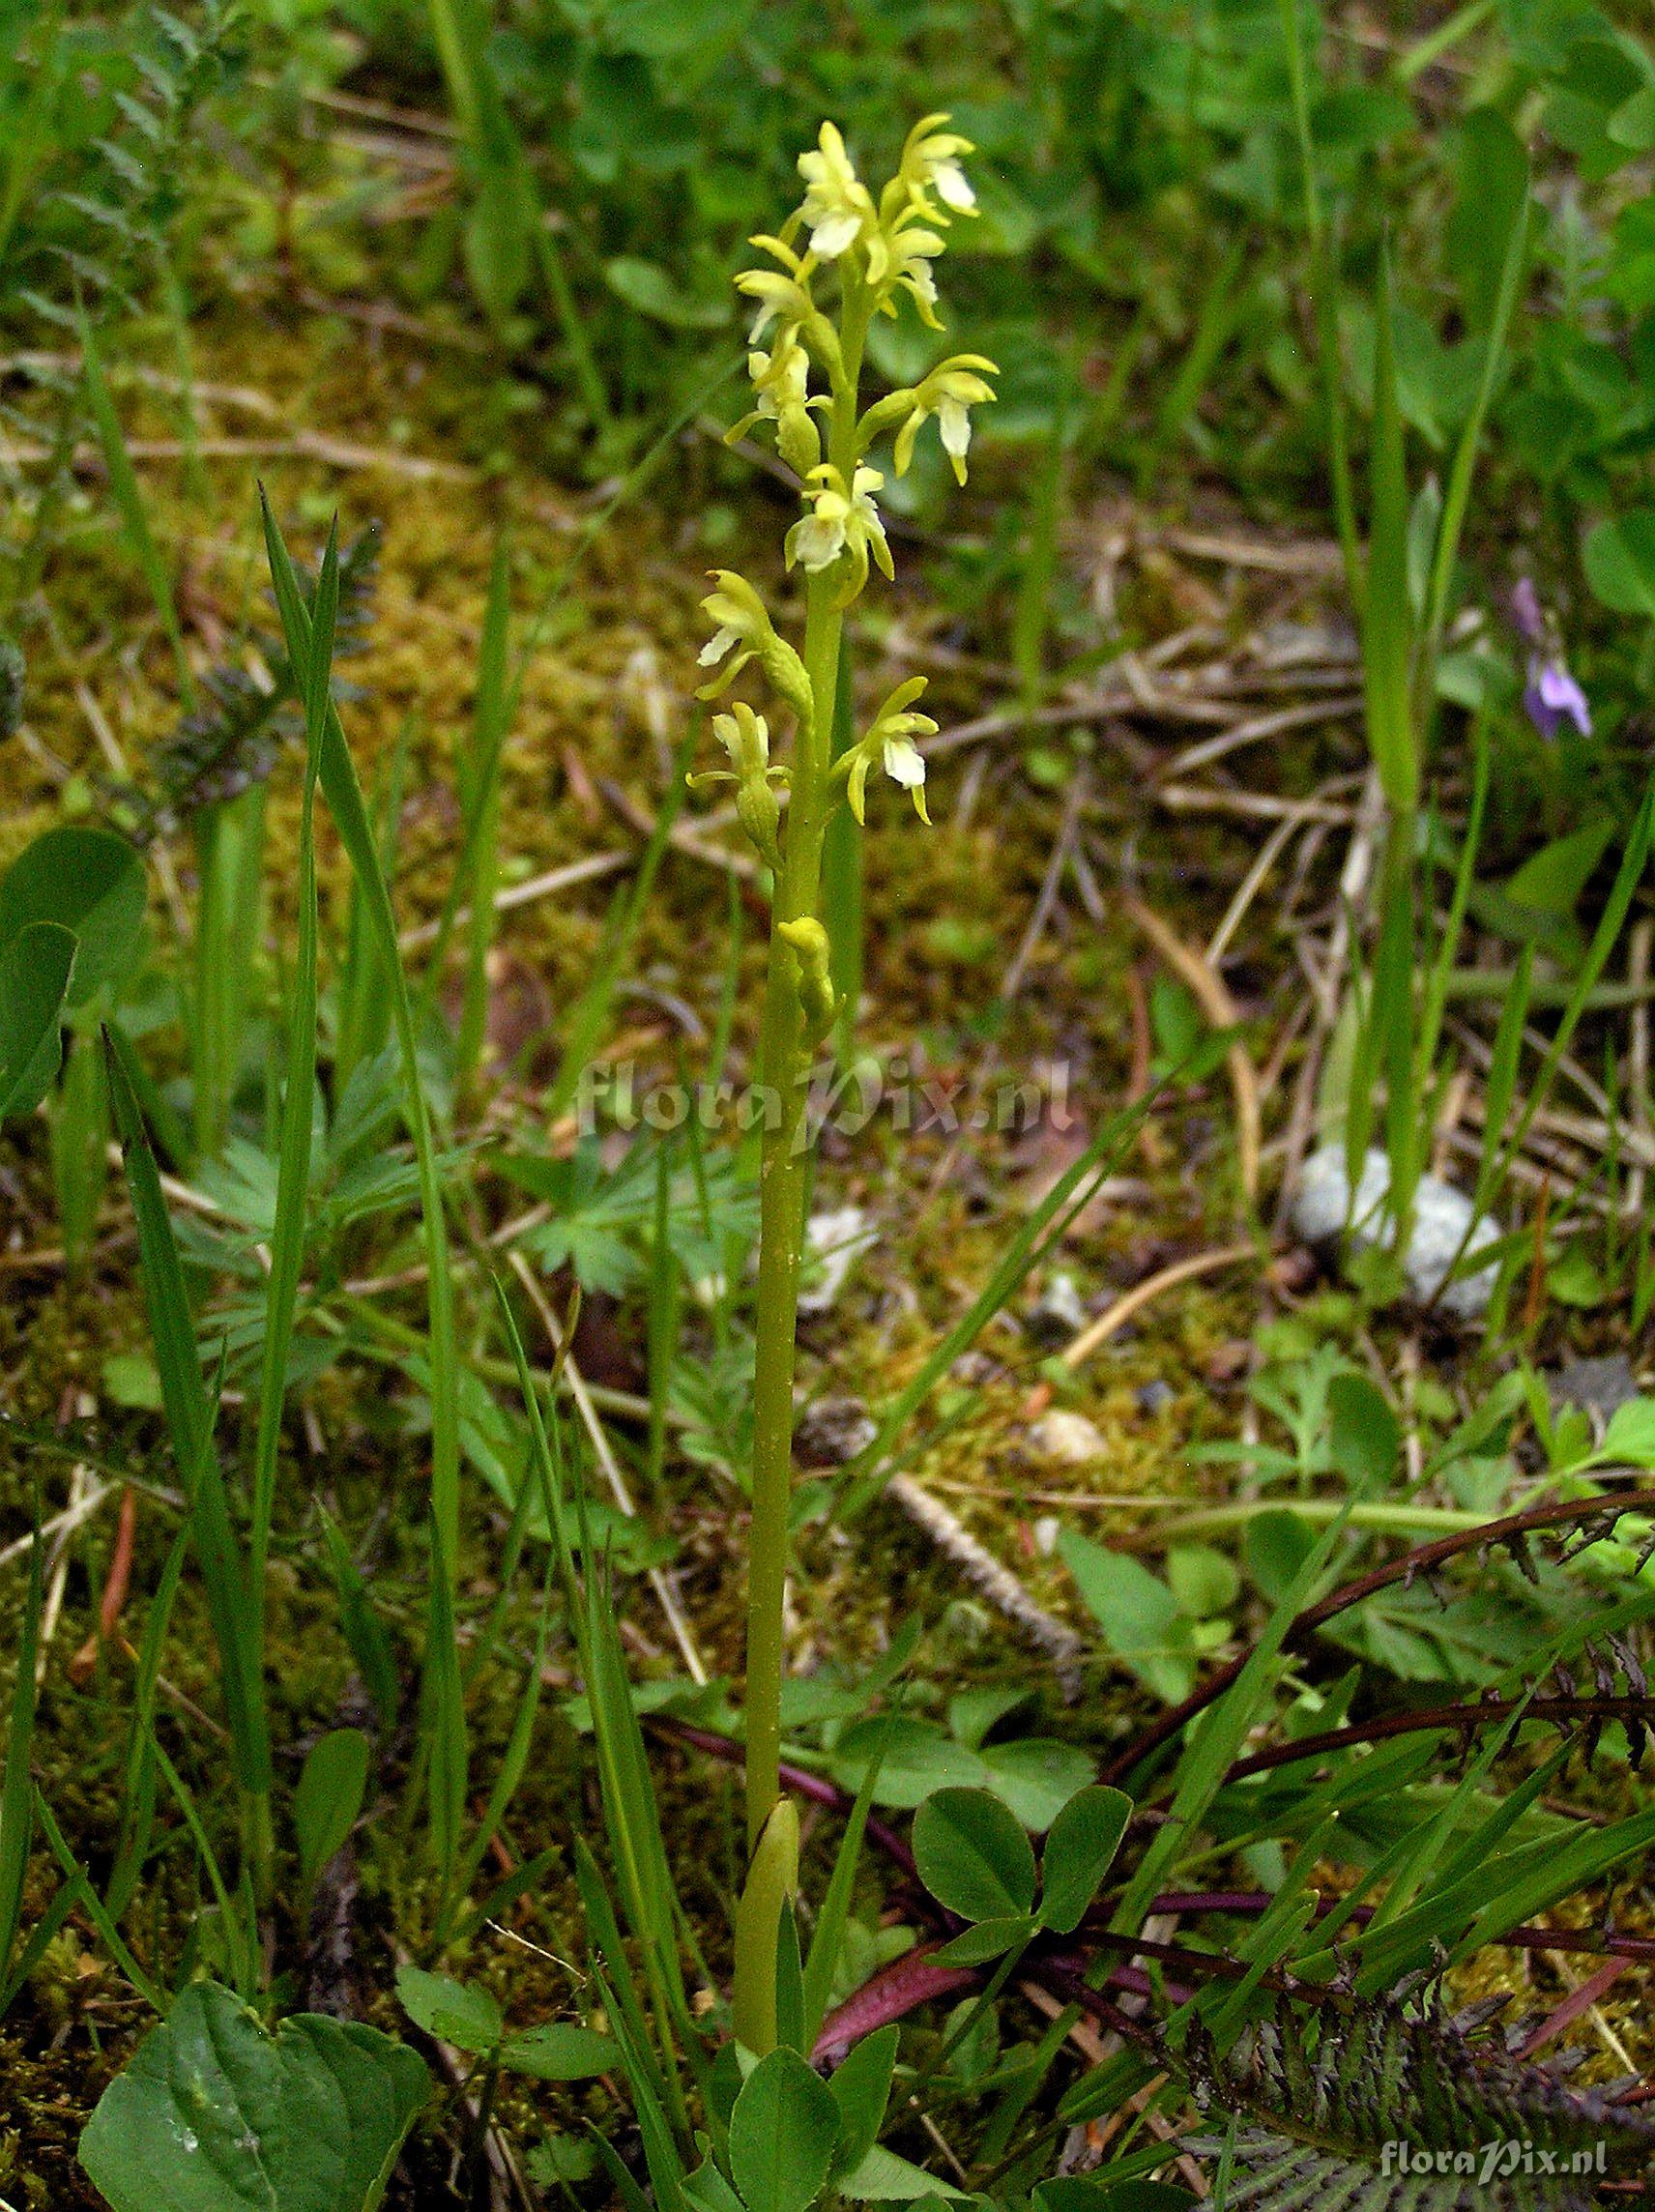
[1059,1531,1192,1703]
[0,828,144,1007]
[728,2044,841,2212]
[78,1981,428,2212]
[686,2156,748,2212]
[1583,509,1655,617]
[497,2023,618,2079]
[1610,83,1655,151]
[1447,108,1530,330]
[913,1789,1036,1922]
[605,0,754,57]
[931,1914,1038,1966]
[394,1965,502,2054]
[1243,1509,1317,1603]
[604,255,729,328]
[1038,1786,1131,1936]
[0,920,74,1118]
[828,2023,897,2179]
[1327,1373,1400,1495]
[1164,1545,1239,1620]
[828,1718,988,1809]
[946,1686,1031,1752]
[464,165,532,323]
[1598,1398,1655,1467]
[294,1730,370,1894]
[979,1737,1096,1833]
[838,2143,972,2200]
[1504,818,1616,919]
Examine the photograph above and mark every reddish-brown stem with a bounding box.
[1098,1490,1655,1788]
[1223,1694,1653,1780]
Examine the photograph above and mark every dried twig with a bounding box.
[1061,1243,1257,1370]
[1125,897,1261,1206]
[885,1471,1086,1700]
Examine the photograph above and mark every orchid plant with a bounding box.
[688,114,996,2051]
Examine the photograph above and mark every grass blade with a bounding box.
[103,1027,272,1826]
[76,308,193,711]
[248,512,340,1631]
[258,491,463,1578]
[456,532,513,1096]
[1360,247,1417,815]
[1279,0,1362,608]
[0,1499,43,1992]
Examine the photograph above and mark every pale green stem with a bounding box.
[742,295,868,1852]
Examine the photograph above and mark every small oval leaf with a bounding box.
[912,1787,1037,1922]
[0,826,145,1007]
[294,1727,370,1892]
[498,2023,618,2080]
[0,919,75,1118]
[1038,1786,1132,1935]
[395,1964,503,2054]
[729,2043,842,2212]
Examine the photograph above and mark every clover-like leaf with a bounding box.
[931,1914,1039,1966]
[912,1787,1037,1923]
[1037,1786,1132,1936]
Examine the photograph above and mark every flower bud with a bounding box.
[777,916,839,1044]
[697,569,813,724]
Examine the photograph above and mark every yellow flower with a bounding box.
[890,356,999,483]
[881,213,949,328]
[895,113,978,221]
[839,675,936,825]
[785,464,894,603]
[696,569,812,721]
[797,122,878,263]
[742,334,823,476]
[688,701,787,872]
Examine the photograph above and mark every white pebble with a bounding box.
[1030,1409,1108,1465]
[1292,1143,1500,1318]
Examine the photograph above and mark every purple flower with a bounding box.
[1510,575,1545,644]
[1508,575,1591,739]
[1524,657,1592,739]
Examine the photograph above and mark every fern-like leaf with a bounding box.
[1184,1994,1655,2209]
